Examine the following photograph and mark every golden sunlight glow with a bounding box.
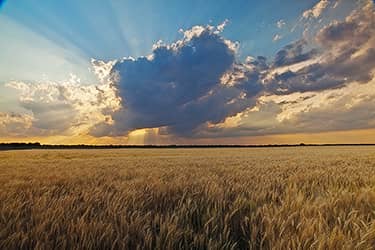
[127,129,147,145]
[2,128,375,145]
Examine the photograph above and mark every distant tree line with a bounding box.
[0,142,374,150]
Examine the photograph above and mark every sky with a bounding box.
[0,0,374,144]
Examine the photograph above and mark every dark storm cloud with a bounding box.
[266,48,375,95]
[316,21,359,44]
[90,25,264,137]
[273,39,318,67]
[266,63,348,95]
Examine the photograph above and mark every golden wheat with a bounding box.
[1,147,375,249]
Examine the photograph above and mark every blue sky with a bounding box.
[0,0,355,83]
[0,0,374,144]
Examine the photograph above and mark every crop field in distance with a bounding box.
[1,146,375,249]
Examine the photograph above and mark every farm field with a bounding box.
[1,147,375,249]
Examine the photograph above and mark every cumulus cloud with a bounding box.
[273,34,282,42]
[5,72,119,137]
[90,23,263,137]
[276,19,286,29]
[303,0,329,19]
[217,19,229,32]
[0,112,33,137]
[91,59,117,82]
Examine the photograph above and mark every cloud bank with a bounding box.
[2,0,374,142]
[5,75,119,137]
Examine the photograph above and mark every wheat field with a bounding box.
[1,147,375,249]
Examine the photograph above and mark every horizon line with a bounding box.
[1,142,375,150]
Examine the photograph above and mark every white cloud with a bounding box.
[303,0,329,19]
[0,112,33,137]
[90,59,117,82]
[4,60,120,137]
[273,34,282,42]
[332,1,340,9]
[276,19,286,28]
[200,76,375,138]
[217,19,229,32]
